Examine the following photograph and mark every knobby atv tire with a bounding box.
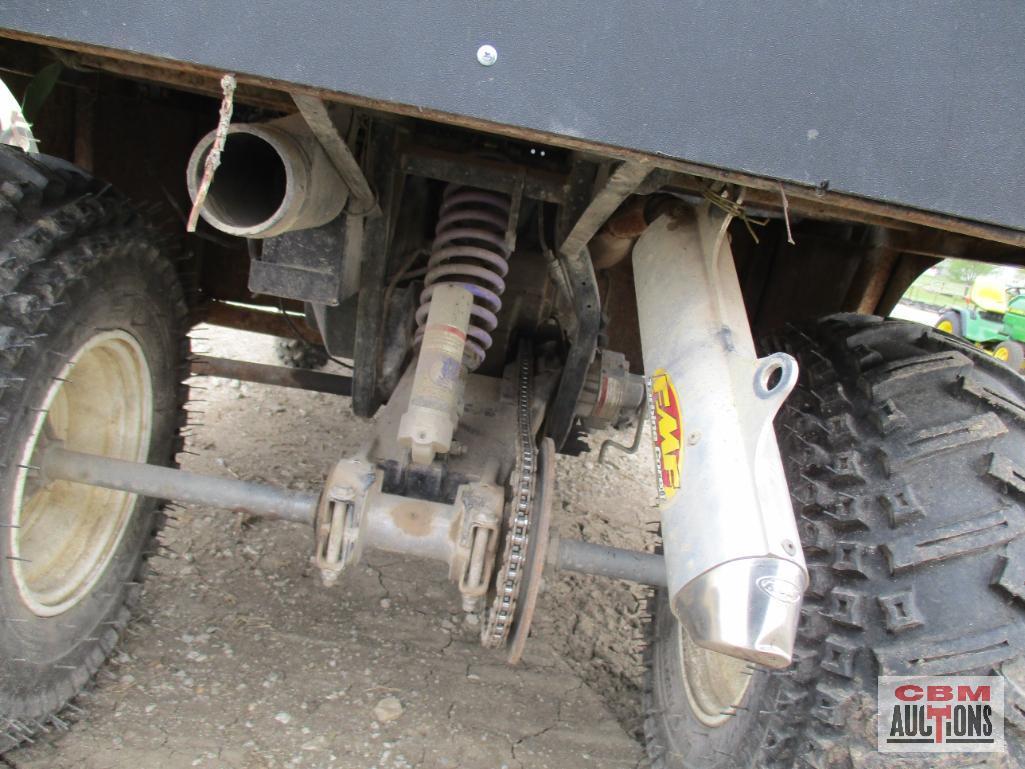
[644,314,1025,769]
[0,147,188,752]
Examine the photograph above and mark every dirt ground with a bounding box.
[8,326,659,769]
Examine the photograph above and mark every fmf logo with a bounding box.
[648,369,682,500]
[878,676,1004,753]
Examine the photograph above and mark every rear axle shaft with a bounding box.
[39,447,665,586]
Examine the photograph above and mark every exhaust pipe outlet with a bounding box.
[186,114,349,238]
[632,202,807,669]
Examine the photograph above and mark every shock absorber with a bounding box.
[399,185,512,464]
[415,185,511,370]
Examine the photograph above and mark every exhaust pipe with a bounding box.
[186,114,349,238]
[631,201,807,669]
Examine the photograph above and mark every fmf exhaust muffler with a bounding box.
[186,114,349,238]
[631,202,807,668]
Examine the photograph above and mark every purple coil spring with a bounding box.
[415,184,511,370]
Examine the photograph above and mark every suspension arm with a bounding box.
[191,355,353,396]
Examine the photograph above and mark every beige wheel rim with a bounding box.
[10,330,153,617]
[678,622,753,727]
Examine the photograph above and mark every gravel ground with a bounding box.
[8,326,658,769]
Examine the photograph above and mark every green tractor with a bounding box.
[936,273,1025,369]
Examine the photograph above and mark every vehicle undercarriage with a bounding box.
[1,21,1024,768]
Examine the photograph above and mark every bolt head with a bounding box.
[476,44,498,66]
[329,485,354,501]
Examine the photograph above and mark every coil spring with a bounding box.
[416,184,511,370]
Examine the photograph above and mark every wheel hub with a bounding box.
[11,330,153,617]
[678,622,753,727]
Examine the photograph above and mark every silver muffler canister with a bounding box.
[632,203,807,668]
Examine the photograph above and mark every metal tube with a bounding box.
[558,161,651,258]
[555,539,666,587]
[42,447,317,524]
[632,203,807,669]
[598,392,648,464]
[364,491,455,563]
[186,114,350,238]
[190,355,352,396]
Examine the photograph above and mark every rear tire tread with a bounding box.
[0,147,189,754]
[643,314,1025,768]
